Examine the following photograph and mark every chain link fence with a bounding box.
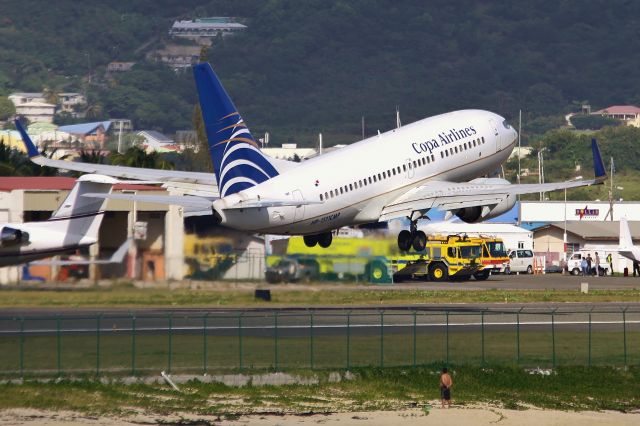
[0,307,638,377]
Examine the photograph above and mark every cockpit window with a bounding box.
[502,119,512,129]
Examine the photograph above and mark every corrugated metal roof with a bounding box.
[542,221,640,240]
[594,105,640,115]
[0,177,162,192]
[58,121,111,135]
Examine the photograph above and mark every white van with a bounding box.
[567,252,610,276]
[507,249,534,274]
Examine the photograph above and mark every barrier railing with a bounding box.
[0,306,637,376]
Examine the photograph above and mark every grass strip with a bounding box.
[2,287,640,307]
[0,365,638,415]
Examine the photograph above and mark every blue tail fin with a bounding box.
[193,62,279,197]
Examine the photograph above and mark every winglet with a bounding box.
[592,138,606,181]
[14,119,40,158]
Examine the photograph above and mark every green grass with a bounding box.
[2,286,640,307]
[0,365,639,415]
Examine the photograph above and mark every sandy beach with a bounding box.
[1,405,639,426]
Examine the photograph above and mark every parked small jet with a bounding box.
[17,62,607,251]
[618,217,640,262]
[0,174,118,266]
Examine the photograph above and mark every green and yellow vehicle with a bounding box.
[392,235,483,282]
[183,234,236,279]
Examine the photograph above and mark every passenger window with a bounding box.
[330,190,334,197]
[378,173,382,180]
[431,154,435,161]
[320,194,323,201]
[482,137,485,144]
[339,188,343,195]
[440,152,444,158]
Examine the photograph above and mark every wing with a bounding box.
[15,120,219,197]
[381,138,607,221]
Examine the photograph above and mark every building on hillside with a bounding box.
[0,177,184,284]
[592,105,640,127]
[137,130,183,153]
[57,92,86,116]
[9,92,55,123]
[529,221,640,273]
[169,17,247,44]
[106,62,136,73]
[151,44,201,70]
[58,121,111,149]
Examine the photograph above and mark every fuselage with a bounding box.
[0,220,98,267]
[214,109,518,235]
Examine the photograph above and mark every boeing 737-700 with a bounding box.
[17,62,607,251]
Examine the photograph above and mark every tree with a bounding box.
[0,96,16,121]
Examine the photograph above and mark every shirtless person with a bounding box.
[440,367,453,408]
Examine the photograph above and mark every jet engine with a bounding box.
[454,178,516,223]
[0,226,29,247]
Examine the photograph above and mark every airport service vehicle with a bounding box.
[567,251,610,276]
[393,235,483,282]
[425,234,508,277]
[19,63,607,252]
[506,249,534,274]
[0,174,118,266]
[183,234,236,279]
[265,257,321,284]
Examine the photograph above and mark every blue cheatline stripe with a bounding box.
[193,62,279,197]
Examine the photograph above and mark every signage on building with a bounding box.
[575,206,599,220]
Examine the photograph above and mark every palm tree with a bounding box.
[109,146,174,170]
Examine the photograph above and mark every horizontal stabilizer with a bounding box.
[82,192,214,214]
[31,239,131,266]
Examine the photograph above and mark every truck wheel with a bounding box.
[571,267,580,276]
[366,261,389,283]
[527,265,533,274]
[428,263,449,282]
[473,270,490,281]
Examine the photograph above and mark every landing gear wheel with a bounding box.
[303,235,318,247]
[398,230,413,251]
[428,263,449,282]
[412,231,427,252]
[526,265,533,274]
[318,232,333,248]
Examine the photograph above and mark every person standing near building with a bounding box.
[634,260,640,277]
[581,257,589,276]
[595,252,601,276]
[606,253,613,275]
[586,254,593,275]
[440,367,453,408]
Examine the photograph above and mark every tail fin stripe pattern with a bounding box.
[193,62,280,197]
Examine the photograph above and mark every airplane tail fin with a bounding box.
[193,62,280,197]
[620,217,634,249]
[49,174,117,241]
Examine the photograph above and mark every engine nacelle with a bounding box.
[455,178,516,223]
[0,226,29,247]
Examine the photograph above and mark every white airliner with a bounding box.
[0,174,118,266]
[618,217,640,262]
[16,62,607,252]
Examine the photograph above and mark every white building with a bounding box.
[520,201,640,222]
[169,17,247,44]
[57,92,86,116]
[9,93,55,123]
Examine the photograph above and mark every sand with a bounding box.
[1,405,639,426]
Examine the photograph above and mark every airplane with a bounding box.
[618,217,640,262]
[16,62,607,252]
[0,174,119,266]
[30,238,132,266]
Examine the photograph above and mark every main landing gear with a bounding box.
[398,216,427,252]
[303,232,333,248]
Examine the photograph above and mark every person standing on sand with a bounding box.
[440,367,453,408]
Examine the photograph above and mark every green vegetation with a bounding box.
[2,285,640,307]
[0,366,638,414]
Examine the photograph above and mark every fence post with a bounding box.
[551,309,556,368]
[131,315,136,376]
[380,311,384,367]
[203,313,208,375]
[481,310,485,366]
[445,311,450,367]
[19,317,24,378]
[56,314,61,376]
[588,310,592,367]
[346,311,351,369]
[274,311,279,370]
[413,310,417,368]
[96,315,101,376]
[168,313,173,374]
[238,312,244,370]
[623,308,627,367]
[516,309,521,365]
[309,311,314,370]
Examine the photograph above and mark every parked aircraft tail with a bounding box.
[619,217,634,249]
[48,174,117,242]
[193,62,280,197]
